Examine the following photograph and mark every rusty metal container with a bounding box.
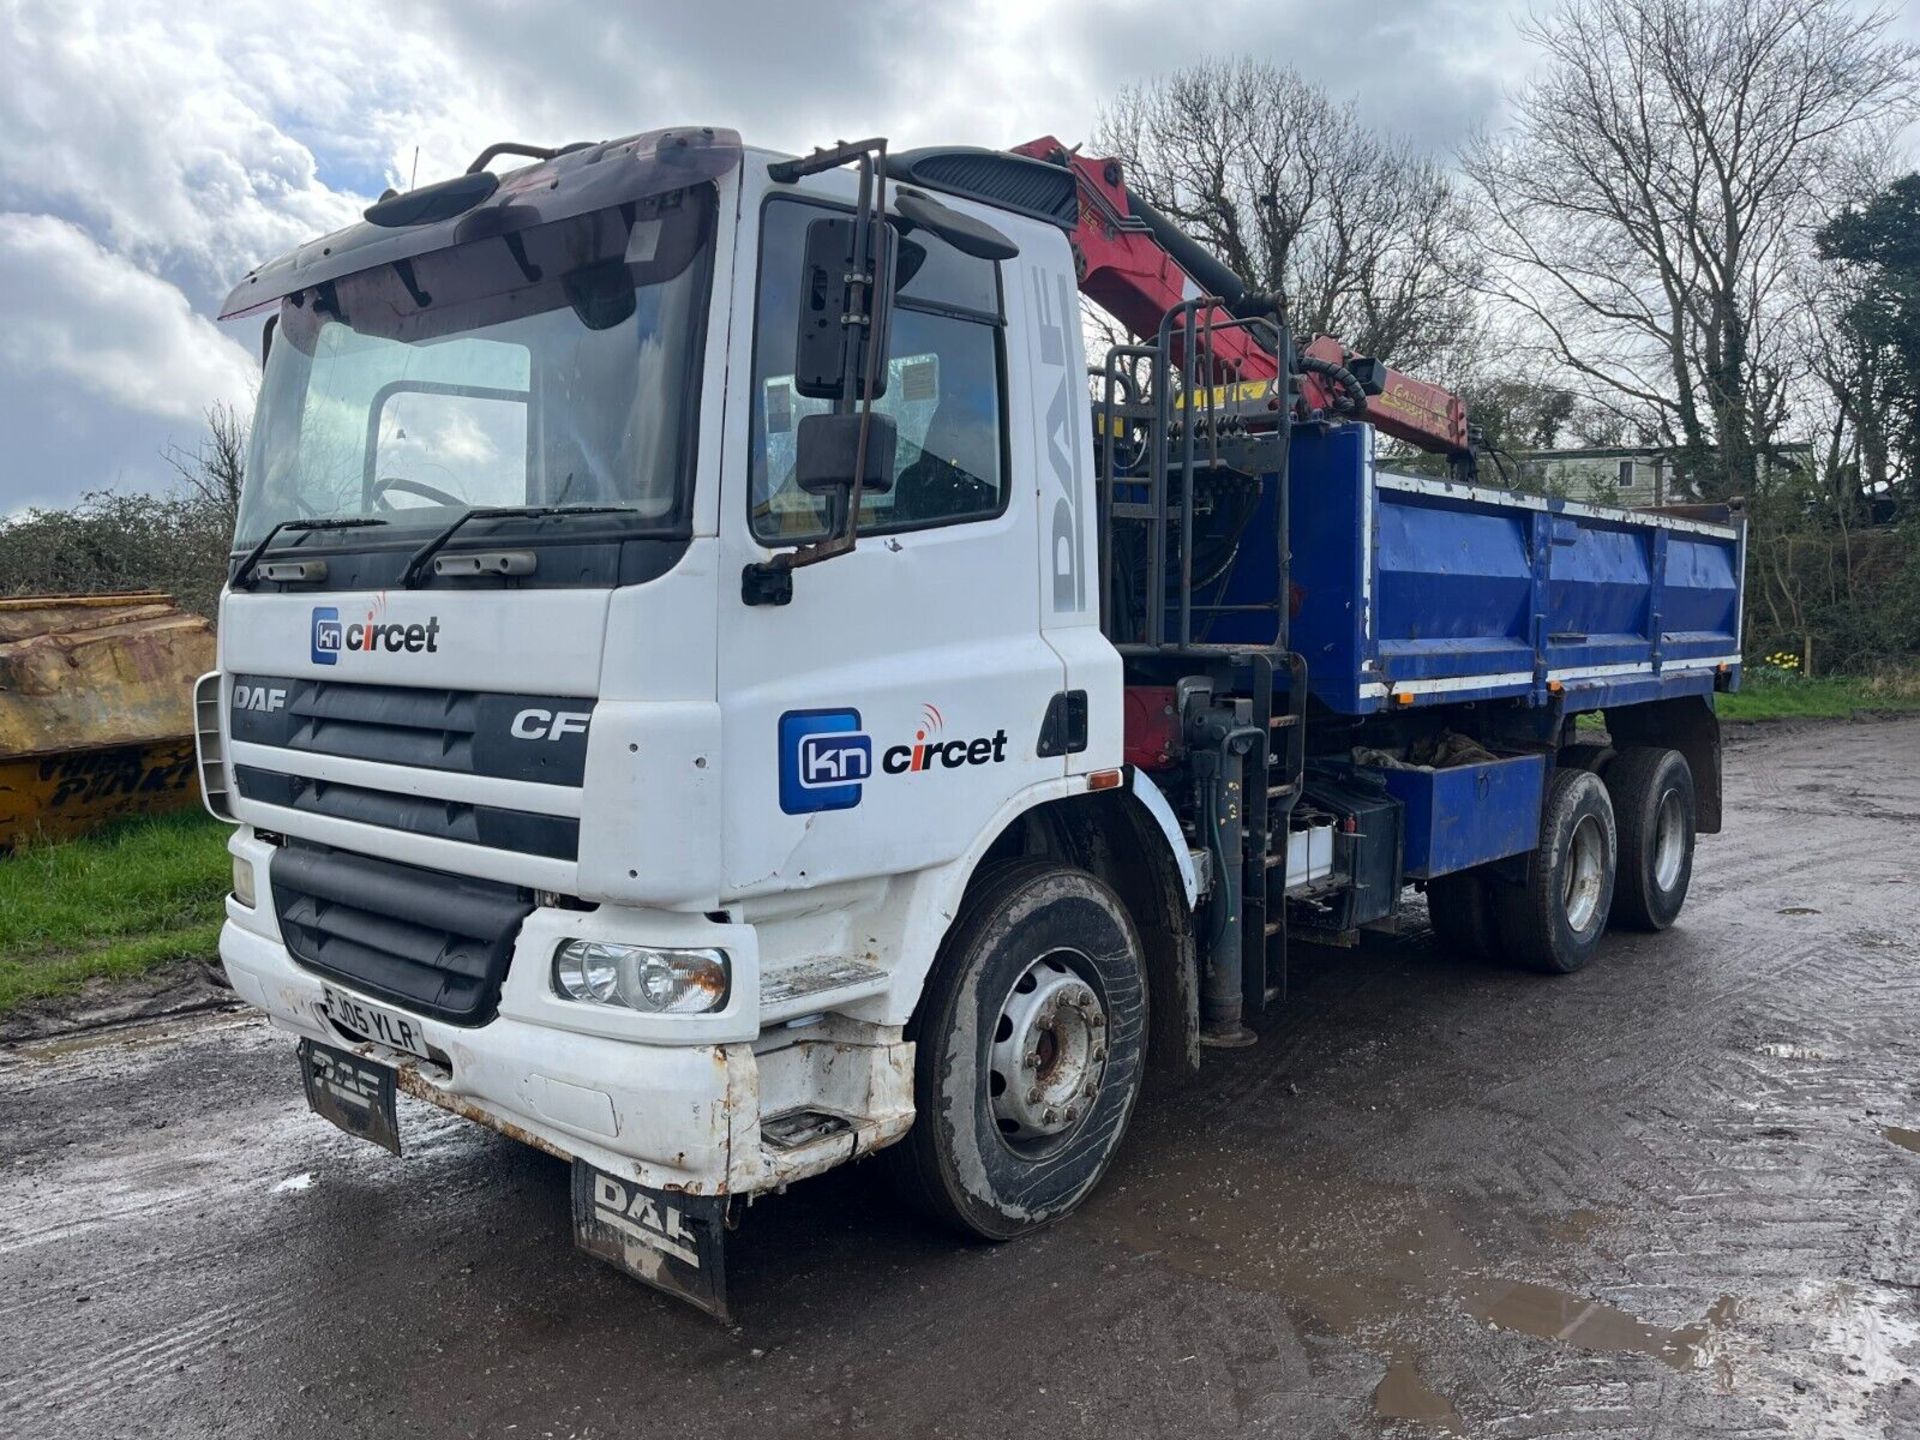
[0,592,216,849]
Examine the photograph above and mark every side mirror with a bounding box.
[794,216,896,402]
[795,412,896,496]
[893,189,1019,261]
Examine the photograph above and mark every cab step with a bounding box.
[759,957,890,1022]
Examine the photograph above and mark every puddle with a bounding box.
[1885,1126,1920,1155]
[1464,1282,1735,1370]
[1086,1146,1483,1335]
[1089,1123,1743,1411]
[1372,1357,1460,1433]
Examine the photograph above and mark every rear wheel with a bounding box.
[1492,768,1617,974]
[1604,747,1695,931]
[1427,869,1498,958]
[885,859,1149,1240]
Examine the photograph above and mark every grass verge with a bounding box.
[1717,669,1920,722]
[0,809,231,1015]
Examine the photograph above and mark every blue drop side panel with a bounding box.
[1194,426,1744,714]
[1374,494,1533,681]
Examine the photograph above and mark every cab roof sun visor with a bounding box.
[220,126,742,320]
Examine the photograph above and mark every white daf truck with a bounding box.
[202,127,1743,1318]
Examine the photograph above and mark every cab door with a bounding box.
[715,184,1065,900]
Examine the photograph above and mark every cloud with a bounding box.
[0,214,257,425]
[1,0,1913,516]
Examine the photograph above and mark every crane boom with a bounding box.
[1010,136,1472,463]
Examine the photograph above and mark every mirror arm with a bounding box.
[744,139,893,606]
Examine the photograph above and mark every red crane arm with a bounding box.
[1010,136,1470,459]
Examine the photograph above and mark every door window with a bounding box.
[749,198,1007,543]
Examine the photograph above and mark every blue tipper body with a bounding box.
[1206,423,1746,882]
[1208,426,1746,715]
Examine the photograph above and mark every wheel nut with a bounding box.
[1023,1050,1040,1071]
[1044,1108,1058,1125]
[1066,1107,1079,1123]
[1028,1086,1043,1104]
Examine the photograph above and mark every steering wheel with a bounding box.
[370,476,464,510]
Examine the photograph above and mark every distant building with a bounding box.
[1508,444,1810,506]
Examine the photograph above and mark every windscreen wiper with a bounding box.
[399,505,632,588]
[233,517,389,590]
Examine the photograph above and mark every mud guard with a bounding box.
[570,1161,731,1321]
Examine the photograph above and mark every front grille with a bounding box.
[234,766,578,860]
[271,842,534,1025]
[230,675,592,786]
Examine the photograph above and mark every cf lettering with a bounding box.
[511,709,590,741]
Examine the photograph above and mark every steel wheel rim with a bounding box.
[1652,788,1686,891]
[987,948,1107,1155]
[1563,813,1606,932]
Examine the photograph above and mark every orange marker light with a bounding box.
[1088,769,1123,791]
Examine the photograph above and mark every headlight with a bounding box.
[551,941,729,1014]
[232,856,257,908]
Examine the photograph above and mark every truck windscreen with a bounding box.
[234,187,715,547]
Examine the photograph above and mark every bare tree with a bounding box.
[1094,59,1483,375]
[162,401,249,531]
[1462,0,1917,500]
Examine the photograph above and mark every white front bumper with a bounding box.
[220,917,752,1190]
[220,833,913,1195]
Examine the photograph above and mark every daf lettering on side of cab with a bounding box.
[511,709,592,742]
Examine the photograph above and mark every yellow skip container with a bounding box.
[0,592,215,850]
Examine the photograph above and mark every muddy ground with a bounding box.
[2,716,1917,1439]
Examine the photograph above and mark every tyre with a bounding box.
[1559,741,1616,775]
[1491,767,1617,974]
[1604,747,1695,931]
[1427,869,1498,958]
[886,859,1149,1241]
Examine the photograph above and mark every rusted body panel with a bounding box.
[0,592,214,847]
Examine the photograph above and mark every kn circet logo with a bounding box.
[311,603,442,666]
[778,703,1009,815]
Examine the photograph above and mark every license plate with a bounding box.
[299,1039,401,1155]
[320,984,432,1060]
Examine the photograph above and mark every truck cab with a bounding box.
[203,127,1742,1318]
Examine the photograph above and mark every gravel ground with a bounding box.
[2,716,1916,1439]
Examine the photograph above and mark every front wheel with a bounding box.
[885,859,1148,1241]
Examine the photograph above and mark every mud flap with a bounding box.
[570,1160,730,1321]
[298,1039,401,1155]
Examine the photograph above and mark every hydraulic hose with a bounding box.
[1298,354,1368,416]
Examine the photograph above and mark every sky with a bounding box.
[0,0,1913,515]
